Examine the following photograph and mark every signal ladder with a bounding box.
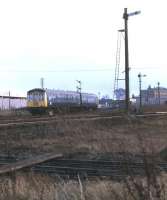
[113,31,125,100]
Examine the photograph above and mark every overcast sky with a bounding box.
[0,0,166,97]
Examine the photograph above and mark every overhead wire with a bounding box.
[0,66,163,72]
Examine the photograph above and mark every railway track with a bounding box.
[0,112,167,128]
[0,113,113,125]
[31,158,167,179]
[0,156,167,180]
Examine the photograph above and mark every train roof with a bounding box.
[0,96,26,99]
[27,88,98,97]
[46,89,97,96]
[27,88,45,94]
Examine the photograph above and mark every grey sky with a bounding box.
[0,0,166,97]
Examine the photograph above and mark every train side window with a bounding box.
[34,94,36,100]
[29,94,32,100]
[35,93,39,100]
[38,93,41,100]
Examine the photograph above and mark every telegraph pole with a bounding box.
[138,73,146,111]
[157,82,160,105]
[123,8,141,113]
[9,91,11,110]
[123,8,129,112]
[138,73,142,110]
[76,80,82,106]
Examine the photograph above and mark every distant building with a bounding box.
[99,98,112,108]
[99,98,125,109]
[134,85,167,106]
[0,96,26,110]
[114,88,125,100]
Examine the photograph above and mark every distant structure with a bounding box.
[0,96,26,110]
[114,88,125,100]
[99,98,112,108]
[40,78,44,89]
[133,85,167,106]
[99,94,125,109]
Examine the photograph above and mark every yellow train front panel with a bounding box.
[27,99,47,108]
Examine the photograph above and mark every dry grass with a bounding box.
[0,114,167,199]
[142,104,167,113]
[0,109,31,118]
[0,171,167,200]
[1,115,167,158]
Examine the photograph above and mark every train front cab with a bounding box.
[27,88,47,114]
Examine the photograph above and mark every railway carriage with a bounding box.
[27,88,98,113]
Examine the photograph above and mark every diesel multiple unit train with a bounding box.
[27,88,98,113]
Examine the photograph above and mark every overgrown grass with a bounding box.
[1,115,167,158]
[0,171,167,200]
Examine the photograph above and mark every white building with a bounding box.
[0,96,26,110]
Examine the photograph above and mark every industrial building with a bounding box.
[134,86,167,106]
